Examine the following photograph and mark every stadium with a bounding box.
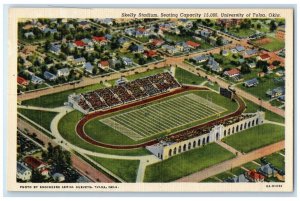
[66,71,264,158]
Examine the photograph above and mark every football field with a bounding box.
[100,93,226,141]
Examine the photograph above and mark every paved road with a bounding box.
[17,118,115,183]
[174,140,284,182]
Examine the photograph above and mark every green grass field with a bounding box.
[242,162,260,170]
[143,143,235,182]
[175,67,206,85]
[228,28,256,38]
[222,124,284,153]
[88,155,140,182]
[18,108,57,131]
[265,152,285,171]
[243,98,285,124]
[58,110,150,156]
[22,83,105,108]
[254,37,285,51]
[84,90,238,145]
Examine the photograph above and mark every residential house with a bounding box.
[222,50,229,56]
[151,39,164,47]
[74,40,87,48]
[266,87,285,98]
[98,60,110,70]
[162,45,178,55]
[66,55,74,62]
[109,58,121,68]
[186,41,200,49]
[207,57,222,73]
[23,156,49,177]
[52,173,65,182]
[248,62,256,69]
[257,71,265,78]
[124,28,136,36]
[199,29,211,39]
[49,44,61,55]
[275,25,285,40]
[17,76,29,86]
[84,62,94,74]
[209,36,218,46]
[130,44,144,53]
[191,55,209,63]
[257,53,271,61]
[244,78,259,87]
[57,68,70,77]
[118,37,129,45]
[144,50,157,58]
[17,162,32,181]
[73,57,86,66]
[68,42,75,51]
[105,34,113,40]
[175,42,190,52]
[231,48,238,54]
[43,71,57,81]
[224,68,241,77]
[276,70,285,77]
[244,49,258,58]
[122,57,133,66]
[228,174,249,183]
[235,45,245,52]
[31,75,44,85]
[78,21,90,29]
[43,28,57,34]
[81,38,94,46]
[92,36,108,46]
[24,32,35,38]
[97,18,113,25]
[246,170,265,182]
[258,164,278,178]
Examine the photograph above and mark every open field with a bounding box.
[174,67,207,85]
[88,155,140,182]
[100,93,226,141]
[58,110,150,156]
[253,37,285,51]
[265,152,285,171]
[143,143,235,182]
[18,108,57,131]
[243,99,285,124]
[84,90,238,145]
[222,124,284,153]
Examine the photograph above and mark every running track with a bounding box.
[75,86,246,149]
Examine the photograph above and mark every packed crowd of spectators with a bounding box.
[75,72,181,112]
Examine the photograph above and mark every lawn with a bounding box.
[18,108,57,131]
[58,110,150,156]
[270,99,284,107]
[265,152,285,171]
[242,162,260,171]
[204,82,220,92]
[215,172,233,181]
[222,124,285,153]
[88,155,140,182]
[227,28,256,38]
[254,37,285,52]
[22,83,105,108]
[229,167,245,176]
[243,98,285,124]
[201,177,220,182]
[175,67,206,85]
[143,143,235,182]
[237,76,284,101]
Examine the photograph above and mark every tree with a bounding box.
[241,63,251,74]
[92,66,98,75]
[270,20,277,32]
[44,40,51,51]
[216,36,223,46]
[257,23,262,29]
[31,169,46,183]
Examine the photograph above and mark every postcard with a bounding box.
[7,7,293,192]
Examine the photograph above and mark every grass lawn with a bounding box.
[222,124,284,153]
[228,28,256,38]
[22,83,105,108]
[265,152,285,171]
[204,82,220,92]
[175,67,206,85]
[143,143,235,182]
[18,108,57,131]
[254,37,285,52]
[237,76,284,101]
[215,172,233,181]
[243,99,285,124]
[58,110,150,156]
[242,162,260,171]
[270,99,284,107]
[229,167,245,176]
[88,155,140,182]
[126,67,170,81]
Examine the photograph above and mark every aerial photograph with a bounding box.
[16,17,285,184]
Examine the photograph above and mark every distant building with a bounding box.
[266,86,285,98]
[258,164,278,178]
[186,41,200,49]
[73,57,86,66]
[207,57,222,73]
[24,32,34,38]
[49,44,61,55]
[122,57,133,66]
[98,60,110,70]
[57,68,70,77]
[246,170,264,182]
[23,156,49,177]
[235,45,245,52]
[130,44,144,53]
[223,68,240,77]
[191,55,208,63]
[31,75,45,85]
[257,53,271,61]
[228,174,249,183]
[244,78,259,87]
[17,76,29,86]
[84,62,94,74]
[275,25,285,40]
[52,173,65,182]
[43,71,57,81]
[17,162,32,181]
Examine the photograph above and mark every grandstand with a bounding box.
[68,72,181,114]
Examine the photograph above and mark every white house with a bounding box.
[17,162,32,181]
[57,68,70,77]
